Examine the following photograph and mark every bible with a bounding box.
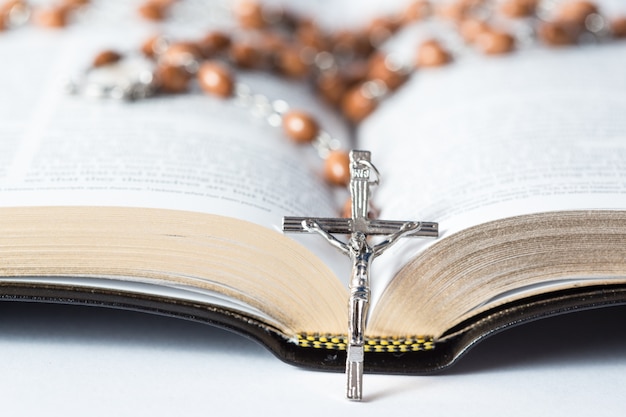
[1,0,626,401]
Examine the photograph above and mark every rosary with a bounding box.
[3,0,626,400]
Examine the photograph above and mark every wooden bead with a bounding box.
[556,1,599,26]
[436,1,469,22]
[230,42,261,69]
[476,30,515,55]
[537,21,578,46]
[341,199,378,218]
[141,34,166,58]
[458,18,490,43]
[197,61,234,98]
[137,1,167,21]
[611,16,626,38]
[155,64,190,93]
[498,0,537,18]
[341,84,377,123]
[342,198,352,218]
[233,0,265,29]
[276,47,309,78]
[92,50,122,67]
[161,42,203,66]
[282,111,319,143]
[366,53,407,91]
[416,39,451,67]
[401,1,431,24]
[296,23,328,51]
[367,17,400,46]
[199,31,231,58]
[60,0,90,9]
[316,73,346,107]
[324,151,351,186]
[34,6,69,28]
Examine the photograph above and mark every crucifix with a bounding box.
[283,150,438,401]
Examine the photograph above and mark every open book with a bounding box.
[2,0,626,377]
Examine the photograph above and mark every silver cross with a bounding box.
[283,150,438,400]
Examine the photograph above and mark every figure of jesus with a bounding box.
[302,219,422,400]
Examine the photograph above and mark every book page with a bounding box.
[359,17,626,295]
[0,4,351,230]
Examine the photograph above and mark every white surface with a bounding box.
[1,302,625,416]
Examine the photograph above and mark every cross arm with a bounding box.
[282,216,438,237]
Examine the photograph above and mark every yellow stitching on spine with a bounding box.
[296,333,435,352]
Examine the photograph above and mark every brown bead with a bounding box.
[367,16,401,46]
[276,47,309,78]
[233,0,265,29]
[160,41,203,66]
[230,42,262,69]
[341,84,377,123]
[137,1,167,21]
[60,0,90,10]
[341,198,378,218]
[458,18,490,43]
[475,30,515,55]
[342,198,352,218]
[316,73,347,107]
[92,50,122,67]
[611,16,626,38]
[197,61,234,98]
[401,1,431,24]
[436,1,469,22]
[416,39,451,67]
[296,23,328,51]
[537,21,578,46]
[140,34,166,58]
[155,64,190,93]
[34,6,69,28]
[556,1,598,26]
[198,31,231,58]
[498,0,537,18]
[332,30,373,57]
[324,151,351,186]
[366,53,407,91]
[282,111,319,143]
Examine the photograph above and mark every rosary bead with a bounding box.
[498,0,537,18]
[324,150,351,186]
[612,16,626,38]
[401,0,431,24]
[476,30,515,55]
[458,18,490,43]
[155,64,190,93]
[436,1,469,22]
[416,39,451,67]
[199,31,231,58]
[233,0,265,29]
[137,1,167,21]
[92,50,122,67]
[276,46,309,78]
[282,111,319,143]
[161,41,203,66]
[296,21,329,52]
[316,73,346,107]
[141,34,165,58]
[367,17,401,47]
[197,61,234,98]
[537,21,578,46]
[230,42,262,69]
[556,1,599,27]
[34,6,69,28]
[341,84,378,123]
[366,54,407,91]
